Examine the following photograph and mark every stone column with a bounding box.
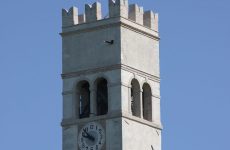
[128,86,132,114]
[140,90,143,119]
[90,87,97,117]
[74,90,80,119]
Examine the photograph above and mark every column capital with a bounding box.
[90,87,96,92]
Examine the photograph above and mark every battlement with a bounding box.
[129,4,144,25]
[62,0,158,31]
[62,7,78,27]
[85,2,102,23]
[144,11,158,31]
[109,0,128,18]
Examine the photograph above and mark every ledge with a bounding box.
[61,64,160,83]
[60,16,159,40]
[61,111,163,130]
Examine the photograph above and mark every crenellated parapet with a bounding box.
[62,7,78,27]
[62,0,159,31]
[129,4,144,25]
[144,11,159,31]
[85,2,102,23]
[62,2,102,27]
[109,0,129,18]
[78,14,86,24]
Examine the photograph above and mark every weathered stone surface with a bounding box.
[61,1,161,150]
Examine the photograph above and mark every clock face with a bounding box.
[78,122,105,150]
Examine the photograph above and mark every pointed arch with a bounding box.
[142,83,152,121]
[130,78,141,117]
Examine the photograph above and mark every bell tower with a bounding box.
[61,0,162,150]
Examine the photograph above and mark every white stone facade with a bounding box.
[61,0,161,150]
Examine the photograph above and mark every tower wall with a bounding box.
[62,26,121,74]
[120,26,160,76]
[122,118,161,150]
[61,1,161,150]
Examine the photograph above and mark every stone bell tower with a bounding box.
[61,0,162,150]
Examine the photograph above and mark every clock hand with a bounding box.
[82,134,94,141]
[82,134,89,138]
[83,129,95,141]
[83,129,90,137]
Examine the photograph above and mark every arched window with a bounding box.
[77,81,90,119]
[142,83,152,121]
[131,79,141,117]
[96,78,108,116]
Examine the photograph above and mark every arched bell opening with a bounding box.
[77,81,90,119]
[130,79,141,117]
[142,83,152,121]
[95,78,108,116]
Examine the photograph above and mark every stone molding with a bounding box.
[61,64,160,83]
[62,90,73,95]
[61,111,163,130]
[62,64,119,79]
[121,64,160,82]
[120,17,159,40]
[61,16,159,40]
[152,94,161,99]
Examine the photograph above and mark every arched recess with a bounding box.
[95,78,108,116]
[77,80,90,119]
[142,83,152,121]
[131,79,141,117]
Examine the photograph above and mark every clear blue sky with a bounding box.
[0,0,229,149]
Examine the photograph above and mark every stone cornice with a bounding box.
[62,90,73,96]
[61,111,163,130]
[121,64,160,82]
[60,17,159,40]
[62,64,120,79]
[61,64,160,83]
[119,17,160,40]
